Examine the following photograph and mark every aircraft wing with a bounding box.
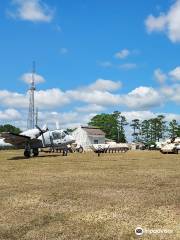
[0,132,42,148]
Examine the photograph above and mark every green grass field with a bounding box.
[0,150,180,240]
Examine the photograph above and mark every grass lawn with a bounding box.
[0,150,180,240]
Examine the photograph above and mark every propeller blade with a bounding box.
[35,125,48,134]
[35,125,47,147]
[35,125,42,133]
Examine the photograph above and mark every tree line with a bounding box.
[1,114,180,146]
[89,111,180,145]
[0,124,21,134]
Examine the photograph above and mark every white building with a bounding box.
[72,126,105,150]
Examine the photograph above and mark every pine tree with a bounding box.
[168,119,179,138]
[141,120,150,144]
[130,119,141,142]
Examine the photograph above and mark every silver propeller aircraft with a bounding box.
[1,125,75,158]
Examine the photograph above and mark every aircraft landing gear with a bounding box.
[33,148,39,157]
[24,150,31,158]
[24,148,39,158]
[24,144,31,158]
[24,144,39,158]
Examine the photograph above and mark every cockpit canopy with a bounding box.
[52,130,69,140]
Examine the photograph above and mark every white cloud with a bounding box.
[0,110,82,130]
[118,63,137,70]
[66,79,122,106]
[21,72,45,84]
[115,49,130,59]
[154,68,167,83]
[0,88,70,109]
[145,14,167,32]
[161,84,180,103]
[67,89,122,106]
[0,79,170,116]
[122,111,156,122]
[76,104,106,113]
[169,66,180,80]
[38,111,78,125]
[8,0,54,22]
[0,90,28,108]
[65,79,122,106]
[123,86,162,110]
[122,110,180,123]
[0,108,21,121]
[160,85,174,97]
[37,110,96,129]
[35,88,70,109]
[4,108,180,135]
[2,77,180,131]
[88,79,121,91]
[145,0,180,42]
[67,84,162,110]
[164,113,180,122]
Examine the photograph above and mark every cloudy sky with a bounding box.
[1,0,180,130]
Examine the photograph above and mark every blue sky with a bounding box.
[1,0,180,130]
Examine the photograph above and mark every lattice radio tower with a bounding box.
[27,62,36,129]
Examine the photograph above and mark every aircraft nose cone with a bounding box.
[70,135,75,141]
[67,135,75,142]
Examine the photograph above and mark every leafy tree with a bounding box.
[89,111,180,144]
[88,111,127,142]
[0,124,21,134]
[66,128,76,133]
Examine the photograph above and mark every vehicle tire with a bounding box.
[161,151,166,154]
[24,150,31,158]
[33,148,39,157]
[68,147,73,153]
[78,146,84,153]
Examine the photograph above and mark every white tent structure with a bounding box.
[71,126,105,150]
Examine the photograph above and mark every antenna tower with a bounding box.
[35,107,38,126]
[27,61,36,129]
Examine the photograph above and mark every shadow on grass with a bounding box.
[7,154,64,160]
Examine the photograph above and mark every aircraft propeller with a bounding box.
[35,125,48,147]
